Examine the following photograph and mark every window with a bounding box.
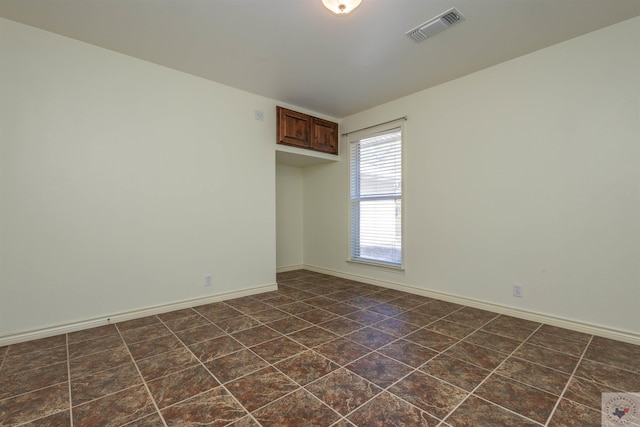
[349,126,403,267]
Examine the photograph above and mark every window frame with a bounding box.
[347,122,405,270]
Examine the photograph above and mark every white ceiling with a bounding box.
[1,0,639,118]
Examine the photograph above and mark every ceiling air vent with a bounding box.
[406,7,465,42]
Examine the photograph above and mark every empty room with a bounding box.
[1,0,639,426]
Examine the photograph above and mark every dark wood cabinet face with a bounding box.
[277,106,338,155]
[311,118,338,154]
[277,107,311,148]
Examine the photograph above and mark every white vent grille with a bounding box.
[406,7,465,42]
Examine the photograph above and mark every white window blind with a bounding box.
[349,127,402,267]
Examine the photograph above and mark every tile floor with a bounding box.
[1,269,639,426]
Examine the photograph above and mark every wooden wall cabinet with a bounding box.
[277,106,338,155]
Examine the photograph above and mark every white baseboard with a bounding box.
[0,283,278,347]
[276,264,304,273]
[303,264,640,346]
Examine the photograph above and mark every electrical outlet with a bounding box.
[513,283,523,298]
[205,275,213,287]
[254,109,264,121]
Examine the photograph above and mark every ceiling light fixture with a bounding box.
[322,0,362,15]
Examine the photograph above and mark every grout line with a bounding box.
[115,321,169,427]
[439,323,546,426]
[543,334,595,426]
[66,333,74,427]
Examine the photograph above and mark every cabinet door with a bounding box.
[311,118,339,154]
[277,107,311,148]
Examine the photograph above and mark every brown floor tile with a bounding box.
[389,371,468,419]
[156,308,196,322]
[464,330,522,354]
[295,308,336,324]
[445,395,539,426]
[511,343,580,373]
[249,308,289,323]
[146,364,219,409]
[289,326,339,348]
[67,324,119,344]
[5,335,66,357]
[372,317,420,338]
[378,339,437,368]
[120,323,171,345]
[227,415,261,427]
[563,376,619,411]
[19,410,71,427]
[253,388,340,427]
[73,384,155,427]
[116,316,161,331]
[275,350,338,386]
[127,334,184,360]
[278,301,315,315]
[345,309,389,326]
[174,323,226,346]
[160,387,247,426]
[2,345,68,375]
[69,346,132,379]
[323,302,359,316]
[305,296,338,309]
[574,359,640,391]
[538,325,592,344]
[71,363,141,406]
[163,314,212,333]
[136,347,198,381]
[225,366,299,412]
[495,357,570,395]
[368,302,405,317]
[419,300,464,318]
[314,337,371,366]
[331,419,356,427]
[123,412,166,426]
[189,335,245,363]
[424,319,475,340]
[266,316,313,335]
[0,361,67,400]
[250,336,307,364]
[344,296,381,310]
[258,293,296,307]
[205,349,269,383]
[226,298,271,315]
[405,328,458,352]
[392,309,438,327]
[444,342,507,370]
[526,331,588,357]
[475,374,558,424]
[388,295,431,311]
[0,383,68,426]
[231,325,282,347]
[345,327,397,350]
[306,368,382,415]
[195,304,242,323]
[444,307,499,328]
[68,334,124,360]
[481,321,536,342]
[346,352,413,388]
[320,317,364,336]
[420,354,491,392]
[548,398,602,427]
[215,315,261,334]
[584,336,640,374]
[485,315,541,331]
[347,391,439,426]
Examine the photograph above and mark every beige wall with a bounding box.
[276,164,304,269]
[0,18,277,337]
[303,17,640,336]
